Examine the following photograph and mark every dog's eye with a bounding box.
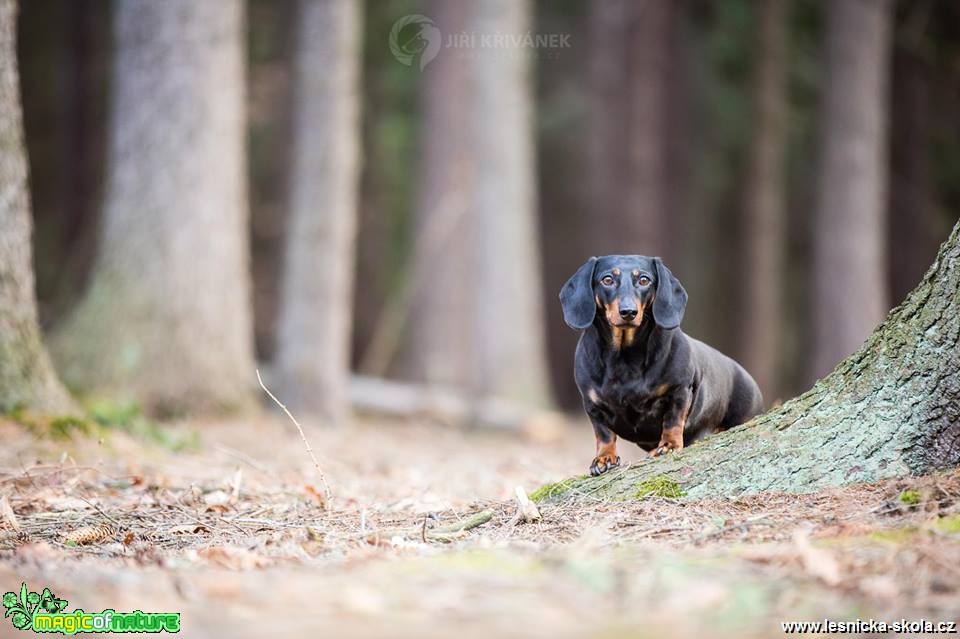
[600,275,615,287]
[638,276,651,287]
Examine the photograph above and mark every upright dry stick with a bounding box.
[256,369,332,505]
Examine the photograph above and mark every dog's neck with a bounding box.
[593,313,673,364]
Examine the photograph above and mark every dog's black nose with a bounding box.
[619,307,638,320]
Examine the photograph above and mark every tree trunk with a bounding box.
[248,0,296,364]
[56,0,107,318]
[51,0,254,415]
[810,0,892,381]
[0,0,75,414]
[470,0,550,406]
[621,0,672,256]
[739,0,787,401]
[661,0,691,273]
[550,221,960,501]
[587,0,674,258]
[274,0,362,424]
[403,0,551,409]
[888,35,941,306]
[402,0,475,392]
[585,0,629,251]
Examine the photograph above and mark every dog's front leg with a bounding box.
[650,387,692,458]
[585,395,620,475]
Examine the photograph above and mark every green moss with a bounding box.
[931,515,960,535]
[83,398,199,452]
[898,490,922,506]
[49,416,96,438]
[5,407,96,440]
[633,476,686,499]
[6,398,198,451]
[85,398,142,428]
[529,476,587,502]
[5,405,37,429]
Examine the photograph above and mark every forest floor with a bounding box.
[0,412,958,638]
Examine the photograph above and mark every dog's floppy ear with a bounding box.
[652,257,687,329]
[559,257,598,330]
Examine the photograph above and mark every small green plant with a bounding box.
[898,490,922,506]
[85,398,200,452]
[5,407,93,440]
[633,476,686,499]
[5,405,39,431]
[86,398,143,429]
[4,403,27,420]
[49,416,96,438]
[3,583,67,631]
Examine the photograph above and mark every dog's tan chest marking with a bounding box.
[610,327,622,351]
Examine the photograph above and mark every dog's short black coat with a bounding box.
[560,255,763,476]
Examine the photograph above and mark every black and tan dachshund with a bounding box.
[560,255,763,476]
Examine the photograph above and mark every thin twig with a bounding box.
[359,510,494,544]
[256,369,332,505]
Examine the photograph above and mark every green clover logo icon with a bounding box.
[3,583,69,631]
[11,611,29,629]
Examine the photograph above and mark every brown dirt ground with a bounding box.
[0,415,958,638]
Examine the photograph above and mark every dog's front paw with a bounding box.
[649,427,684,458]
[648,441,682,458]
[589,453,621,476]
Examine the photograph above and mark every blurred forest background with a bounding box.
[6,0,960,425]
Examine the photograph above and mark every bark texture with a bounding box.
[811,0,892,380]
[275,0,362,424]
[405,0,550,408]
[470,0,550,405]
[888,39,941,306]
[553,221,960,501]
[739,0,787,401]
[621,0,672,255]
[404,0,474,392]
[0,0,75,414]
[587,0,674,257]
[585,0,629,251]
[51,0,254,413]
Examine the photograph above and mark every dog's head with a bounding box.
[559,255,687,331]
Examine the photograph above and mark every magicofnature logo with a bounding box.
[4,582,180,634]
